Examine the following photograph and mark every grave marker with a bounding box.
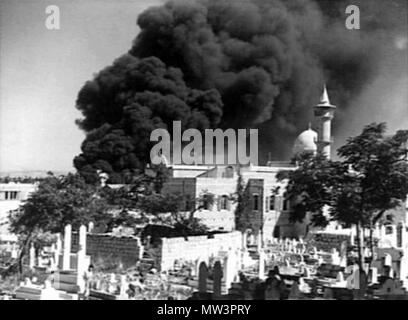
[258,250,266,280]
[29,244,35,270]
[63,224,72,270]
[198,262,208,294]
[213,261,222,298]
[77,225,87,293]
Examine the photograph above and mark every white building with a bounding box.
[0,183,37,243]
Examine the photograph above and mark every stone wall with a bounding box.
[71,233,141,268]
[159,231,243,271]
[310,231,351,252]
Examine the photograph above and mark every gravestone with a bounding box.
[63,224,72,270]
[346,265,360,290]
[77,225,87,293]
[198,262,208,294]
[11,244,18,259]
[29,244,36,270]
[331,248,341,265]
[337,271,345,283]
[224,251,238,291]
[384,253,392,267]
[88,221,94,233]
[258,250,266,280]
[213,261,222,298]
[120,274,129,297]
[288,281,301,300]
[369,267,378,284]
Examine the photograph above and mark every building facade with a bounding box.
[158,87,336,243]
[0,183,37,241]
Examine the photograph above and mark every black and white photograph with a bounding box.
[0,0,407,305]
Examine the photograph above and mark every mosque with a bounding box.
[159,86,337,243]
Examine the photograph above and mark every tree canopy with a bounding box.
[279,123,408,228]
[278,123,408,265]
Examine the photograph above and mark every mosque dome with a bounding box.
[293,127,318,155]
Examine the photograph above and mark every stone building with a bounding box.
[159,87,337,244]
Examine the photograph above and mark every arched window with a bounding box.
[225,166,234,178]
[202,194,212,210]
[221,195,228,210]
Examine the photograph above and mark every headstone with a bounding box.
[288,281,301,300]
[257,234,262,252]
[137,238,144,260]
[346,265,360,290]
[44,280,52,289]
[198,262,208,293]
[369,267,378,284]
[224,251,237,291]
[77,225,87,293]
[384,253,392,267]
[364,247,371,258]
[258,251,265,280]
[340,256,347,268]
[108,273,117,294]
[331,249,341,265]
[323,287,334,299]
[388,267,394,278]
[63,224,72,270]
[336,271,345,283]
[24,278,32,286]
[29,244,35,270]
[213,261,222,298]
[11,245,18,259]
[350,228,355,246]
[120,275,127,297]
[88,221,94,233]
[56,233,62,254]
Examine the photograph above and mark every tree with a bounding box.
[278,123,408,268]
[234,170,252,233]
[9,173,111,272]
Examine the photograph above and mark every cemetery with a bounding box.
[1,219,407,300]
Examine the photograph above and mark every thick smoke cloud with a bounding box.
[75,0,407,182]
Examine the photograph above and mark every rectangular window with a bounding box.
[270,195,275,211]
[221,195,228,210]
[253,194,260,211]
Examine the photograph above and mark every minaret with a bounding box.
[313,85,336,159]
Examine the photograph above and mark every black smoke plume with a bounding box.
[74,0,407,182]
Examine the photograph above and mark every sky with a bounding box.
[0,0,407,173]
[0,0,161,173]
